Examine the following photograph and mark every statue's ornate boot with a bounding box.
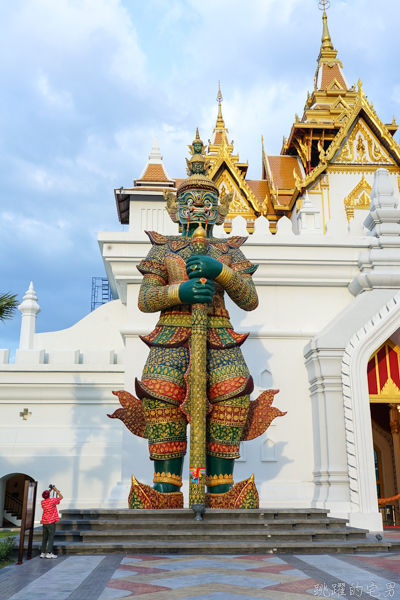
[205,474,259,509]
[205,456,259,509]
[128,457,184,509]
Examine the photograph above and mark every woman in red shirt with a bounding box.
[40,486,63,558]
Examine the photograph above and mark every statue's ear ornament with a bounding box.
[164,190,180,223]
[216,191,233,225]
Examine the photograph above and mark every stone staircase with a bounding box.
[29,508,392,554]
[3,510,21,527]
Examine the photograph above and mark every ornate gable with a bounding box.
[208,142,261,231]
[335,118,394,166]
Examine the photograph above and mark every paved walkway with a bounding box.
[1,552,400,600]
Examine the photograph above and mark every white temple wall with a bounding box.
[129,199,179,236]
[0,366,124,519]
[325,170,399,237]
[294,171,399,237]
[33,300,126,364]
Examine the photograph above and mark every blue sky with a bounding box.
[1,0,399,357]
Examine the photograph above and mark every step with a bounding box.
[32,526,368,544]
[29,507,383,555]
[56,517,349,532]
[29,539,391,555]
[59,508,332,521]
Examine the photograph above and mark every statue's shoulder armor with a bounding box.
[145,231,178,245]
[145,231,190,253]
[227,236,248,249]
[210,236,248,253]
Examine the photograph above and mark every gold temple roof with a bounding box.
[116,4,400,234]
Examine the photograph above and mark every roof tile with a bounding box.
[139,164,169,182]
[320,64,347,91]
[246,180,269,208]
[267,156,301,190]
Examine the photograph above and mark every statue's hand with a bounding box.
[179,278,215,304]
[186,255,223,280]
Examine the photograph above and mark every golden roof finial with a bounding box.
[319,0,334,52]
[216,81,225,129]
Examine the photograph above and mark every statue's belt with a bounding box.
[157,315,233,329]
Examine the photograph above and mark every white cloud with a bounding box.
[37,72,74,112]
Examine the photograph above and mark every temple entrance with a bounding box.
[0,473,35,527]
[368,339,400,526]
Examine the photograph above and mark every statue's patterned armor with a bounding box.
[108,128,286,510]
[135,231,258,463]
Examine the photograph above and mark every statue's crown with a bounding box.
[177,128,218,197]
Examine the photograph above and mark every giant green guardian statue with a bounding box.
[108,130,285,510]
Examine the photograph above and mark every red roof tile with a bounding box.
[320,64,347,90]
[139,164,169,182]
[267,156,301,190]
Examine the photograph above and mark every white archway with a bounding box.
[0,472,35,527]
[342,291,400,527]
[304,288,400,530]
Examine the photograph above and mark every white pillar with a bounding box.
[18,282,41,350]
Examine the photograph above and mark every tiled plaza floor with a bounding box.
[2,552,400,600]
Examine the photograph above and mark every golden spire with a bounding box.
[216,81,225,129]
[319,1,334,52]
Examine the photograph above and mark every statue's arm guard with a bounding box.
[137,246,181,313]
[215,248,258,312]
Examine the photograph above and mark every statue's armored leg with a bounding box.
[205,394,250,491]
[205,394,258,508]
[153,457,184,493]
[142,397,187,492]
[206,456,234,493]
[136,345,189,490]
[128,398,186,509]
[205,346,258,508]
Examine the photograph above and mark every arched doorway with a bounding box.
[0,473,34,528]
[368,340,400,525]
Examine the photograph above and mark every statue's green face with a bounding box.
[178,189,219,227]
[192,161,204,174]
[193,142,203,154]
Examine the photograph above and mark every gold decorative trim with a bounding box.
[344,175,372,222]
[168,283,181,306]
[338,118,391,165]
[321,174,330,221]
[332,95,350,111]
[164,190,179,224]
[326,77,344,91]
[215,264,234,288]
[205,474,234,487]
[153,472,183,487]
